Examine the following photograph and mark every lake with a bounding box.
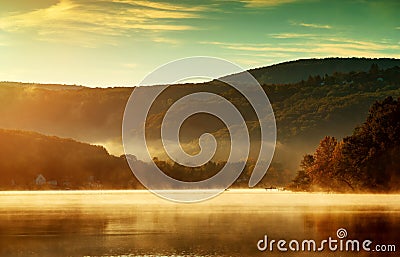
[0,190,398,257]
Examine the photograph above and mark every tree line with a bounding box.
[289,96,400,192]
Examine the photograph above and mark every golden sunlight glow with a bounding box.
[0,0,201,46]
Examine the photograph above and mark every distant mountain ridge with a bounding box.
[0,81,83,90]
[246,57,400,85]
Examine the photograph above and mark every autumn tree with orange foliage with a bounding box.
[290,96,400,192]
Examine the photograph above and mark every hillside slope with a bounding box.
[0,129,135,189]
[0,58,399,174]
[247,57,400,84]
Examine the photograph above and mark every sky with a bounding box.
[0,0,399,87]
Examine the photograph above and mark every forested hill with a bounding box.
[245,57,400,84]
[0,58,399,189]
[0,129,136,189]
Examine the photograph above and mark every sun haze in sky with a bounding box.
[0,0,399,87]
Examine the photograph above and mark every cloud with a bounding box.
[239,0,299,7]
[322,38,400,51]
[0,0,204,46]
[202,38,400,59]
[203,41,312,53]
[293,22,332,29]
[124,0,207,12]
[270,33,315,39]
[152,37,181,44]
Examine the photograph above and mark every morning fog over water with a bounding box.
[0,190,398,257]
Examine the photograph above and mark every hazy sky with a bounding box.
[0,0,399,87]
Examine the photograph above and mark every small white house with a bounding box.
[35,174,46,186]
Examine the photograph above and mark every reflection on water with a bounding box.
[0,190,398,257]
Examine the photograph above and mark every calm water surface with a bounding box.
[0,190,398,257]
